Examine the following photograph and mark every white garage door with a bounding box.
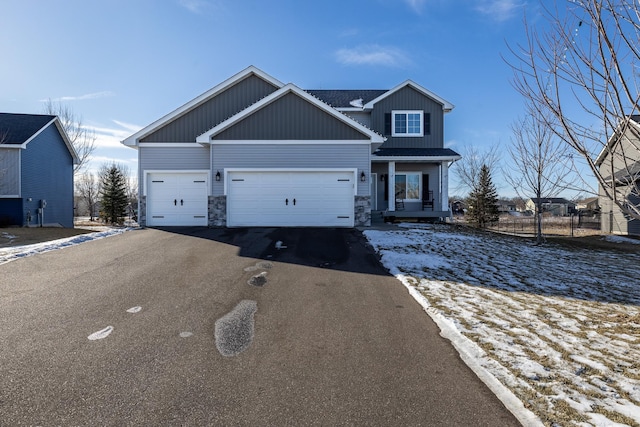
[147,172,208,226]
[227,171,355,227]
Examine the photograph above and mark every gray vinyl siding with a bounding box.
[211,144,370,196]
[139,146,210,196]
[0,149,20,196]
[141,75,279,143]
[371,86,444,149]
[343,111,372,128]
[211,93,371,141]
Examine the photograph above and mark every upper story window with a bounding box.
[392,111,423,137]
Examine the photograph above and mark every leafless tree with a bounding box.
[507,0,640,221]
[452,144,501,196]
[75,172,99,221]
[43,99,97,174]
[505,110,574,243]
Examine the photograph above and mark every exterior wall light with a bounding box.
[360,171,366,182]
[380,174,385,182]
[215,171,221,181]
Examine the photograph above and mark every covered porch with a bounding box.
[369,148,461,221]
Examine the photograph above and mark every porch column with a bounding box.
[441,161,449,212]
[388,161,396,211]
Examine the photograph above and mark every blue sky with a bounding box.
[1,0,537,196]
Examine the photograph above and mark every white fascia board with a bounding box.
[20,118,80,164]
[197,84,385,144]
[595,117,640,166]
[209,140,371,145]
[122,66,285,147]
[371,155,462,162]
[364,80,455,112]
[52,119,80,164]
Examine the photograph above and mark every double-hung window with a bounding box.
[392,111,423,137]
[395,173,421,201]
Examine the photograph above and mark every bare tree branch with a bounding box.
[43,99,97,174]
[506,0,640,221]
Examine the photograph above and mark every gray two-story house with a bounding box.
[122,66,459,228]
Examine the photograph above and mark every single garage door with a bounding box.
[147,172,208,226]
[227,171,355,227]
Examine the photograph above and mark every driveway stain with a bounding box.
[215,300,257,357]
[248,271,268,287]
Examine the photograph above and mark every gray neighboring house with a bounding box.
[525,198,577,216]
[122,66,460,228]
[596,115,640,236]
[0,113,78,227]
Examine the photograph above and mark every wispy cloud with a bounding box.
[335,45,410,67]
[178,0,218,14]
[475,0,525,22]
[41,91,115,103]
[87,120,142,149]
[404,0,427,14]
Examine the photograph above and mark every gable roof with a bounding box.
[306,90,387,109]
[595,115,640,166]
[0,113,57,144]
[0,113,79,164]
[196,84,385,143]
[122,66,284,147]
[364,80,454,112]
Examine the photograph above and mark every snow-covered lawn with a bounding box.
[365,224,640,427]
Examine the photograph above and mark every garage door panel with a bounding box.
[227,171,355,227]
[147,173,208,226]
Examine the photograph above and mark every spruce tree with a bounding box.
[466,164,499,228]
[99,164,128,225]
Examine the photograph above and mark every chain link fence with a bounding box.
[453,213,602,237]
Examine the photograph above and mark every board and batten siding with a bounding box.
[211,93,371,141]
[0,149,20,196]
[370,86,445,149]
[141,75,279,143]
[139,146,211,196]
[211,144,370,196]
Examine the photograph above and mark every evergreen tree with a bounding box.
[466,164,499,228]
[99,164,128,225]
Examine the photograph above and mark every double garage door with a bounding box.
[226,171,355,227]
[146,171,355,227]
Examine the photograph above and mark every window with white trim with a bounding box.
[395,173,421,200]
[392,111,423,137]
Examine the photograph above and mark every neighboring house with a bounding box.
[595,115,640,236]
[525,198,577,216]
[496,200,517,213]
[0,113,78,227]
[576,197,600,213]
[122,66,460,228]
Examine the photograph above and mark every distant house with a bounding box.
[496,200,517,213]
[0,113,78,227]
[122,66,460,227]
[525,198,577,216]
[596,115,640,236]
[576,197,600,213]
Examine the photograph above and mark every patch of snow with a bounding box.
[0,228,130,265]
[604,235,640,245]
[88,326,114,341]
[126,306,142,314]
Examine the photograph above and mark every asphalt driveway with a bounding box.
[0,227,520,426]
